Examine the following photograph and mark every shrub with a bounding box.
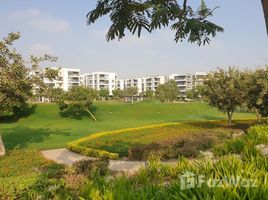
[128,143,164,160]
[245,124,268,145]
[214,124,268,157]
[41,163,66,179]
[73,158,110,177]
[67,143,119,159]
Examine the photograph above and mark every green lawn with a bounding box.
[0,102,255,150]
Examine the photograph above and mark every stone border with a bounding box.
[0,135,6,156]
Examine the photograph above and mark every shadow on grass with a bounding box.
[59,105,98,120]
[185,119,256,130]
[1,125,71,150]
[0,105,37,123]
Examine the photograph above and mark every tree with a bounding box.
[262,0,268,34]
[155,80,179,103]
[87,0,224,46]
[0,32,57,119]
[186,85,204,101]
[155,84,167,102]
[144,90,154,99]
[242,67,268,122]
[166,80,179,103]
[41,87,65,103]
[124,87,138,104]
[88,0,268,43]
[59,86,97,121]
[112,88,124,101]
[98,88,110,100]
[186,88,197,100]
[202,67,245,125]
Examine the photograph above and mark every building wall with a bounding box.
[83,72,117,95]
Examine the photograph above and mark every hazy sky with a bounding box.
[0,0,267,78]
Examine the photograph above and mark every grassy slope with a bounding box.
[0,102,255,150]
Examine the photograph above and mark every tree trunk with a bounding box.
[84,108,97,121]
[227,111,233,126]
[131,96,134,104]
[255,108,261,122]
[262,0,268,35]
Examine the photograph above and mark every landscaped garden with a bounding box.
[68,120,255,160]
[0,101,259,199]
[0,102,255,150]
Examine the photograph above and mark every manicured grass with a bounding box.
[76,120,255,158]
[0,102,255,150]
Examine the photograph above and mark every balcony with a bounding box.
[68,78,79,82]
[68,72,79,77]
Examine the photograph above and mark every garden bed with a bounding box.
[68,120,255,160]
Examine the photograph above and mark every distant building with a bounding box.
[83,72,117,95]
[32,67,80,102]
[33,67,207,101]
[168,73,193,99]
[143,75,166,92]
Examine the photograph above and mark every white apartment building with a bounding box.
[34,67,206,100]
[116,79,125,90]
[32,67,80,102]
[193,72,207,87]
[124,78,143,93]
[83,72,117,95]
[169,73,193,98]
[143,75,166,92]
[60,68,80,91]
[33,67,80,91]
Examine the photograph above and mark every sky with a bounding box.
[0,0,267,78]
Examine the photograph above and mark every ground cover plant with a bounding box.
[79,124,268,200]
[0,102,255,150]
[69,120,255,160]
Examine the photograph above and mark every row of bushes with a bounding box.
[67,122,180,159]
[67,143,119,159]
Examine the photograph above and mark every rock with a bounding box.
[199,151,214,159]
[232,131,245,138]
[0,135,6,156]
[256,144,268,157]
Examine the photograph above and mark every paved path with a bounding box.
[41,148,146,173]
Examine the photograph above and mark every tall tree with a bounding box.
[202,67,245,125]
[242,67,268,122]
[166,80,179,103]
[155,84,167,102]
[155,80,179,103]
[87,0,223,45]
[0,32,57,119]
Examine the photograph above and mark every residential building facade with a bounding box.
[83,72,117,95]
[168,73,193,99]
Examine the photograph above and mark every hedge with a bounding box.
[67,122,180,159]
